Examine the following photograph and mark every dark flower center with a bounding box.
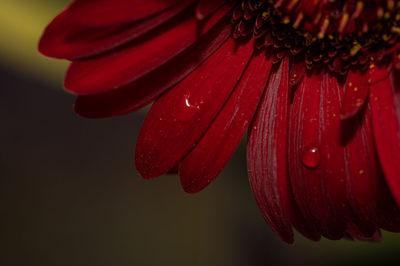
[233,0,400,75]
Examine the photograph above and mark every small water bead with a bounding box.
[176,95,201,122]
[301,143,321,169]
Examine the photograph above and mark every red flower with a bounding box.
[39,0,400,244]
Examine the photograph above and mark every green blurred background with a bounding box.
[1,1,400,265]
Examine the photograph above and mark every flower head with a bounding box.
[39,0,400,244]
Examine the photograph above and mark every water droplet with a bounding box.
[176,95,201,122]
[301,143,321,169]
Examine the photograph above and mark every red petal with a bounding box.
[346,222,382,242]
[369,64,400,206]
[73,16,233,118]
[65,4,231,95]
[246,58,297,243]
[342,108,381,236]
[288,72,348,239]
[135,38,254,179]
[289,58,305,88]
[66,0,184,26]
[39,2,194,59]
[340,70,369,120]
[196,0,228,19]
[179,51,273,194]
[248,58,320,243]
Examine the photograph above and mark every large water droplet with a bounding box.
[301,143,321,169]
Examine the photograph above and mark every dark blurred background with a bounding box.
[1,1,400,265]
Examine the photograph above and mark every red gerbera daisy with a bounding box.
[39,0,400,244]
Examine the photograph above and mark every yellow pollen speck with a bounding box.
[388,0,395,10]
[359,169,365,175]
[293,74,297,78]
[318,18,330,39]
[350,42,362,56]
[392,26,400,33]
[383,34,391,41]
[253,126,257,130]
[338,13,349,32]
[369,64,375,69]
[377,8,384,18]
[355,98,363,107]
[283,16,290,24]
[354,87,359,92]
[355,1,364,17]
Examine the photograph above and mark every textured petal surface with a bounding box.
[369,64,400,206]
[65,0,184,26]
[342,107,381,236]
[340,70,369,120]
[39,1,194,59]
[247,58,294,243]
[248,58,321,243]
[288,72,348,239]
[135,38,254,179]
[74,16,233,118]
[65,4,231,94]
[196,0,228,19]
[179,50,273,194]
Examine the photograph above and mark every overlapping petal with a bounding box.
[39,0,400,244]
[135,38,254,179]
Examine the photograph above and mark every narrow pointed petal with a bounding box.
[179,51,273,194]
[369,64,400,206]
[342,108,382,236]
[65,5,231,95]
[73,17,233,118]
[246,58,293,243]
[340,70,369,120]
[65,0,184,26]
[135,39,254,179]
[248,58,320,243]
[39,2,194,59]
[288,72,348,239]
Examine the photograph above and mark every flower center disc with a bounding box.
[233,0,400,74]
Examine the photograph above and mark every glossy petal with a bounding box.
[288,72,348,239]
[369,64,400,206]
[340,70,369,120]
[66,0,184,26]
[342,107,381,236]
[65,4,231,95]
[74,16,233,118]
[196,0,228,19]
[248,58,320,243]
[135,38,254,179]
[179,50,273,194]
[246,58,292,243]
[39,1,194,59]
